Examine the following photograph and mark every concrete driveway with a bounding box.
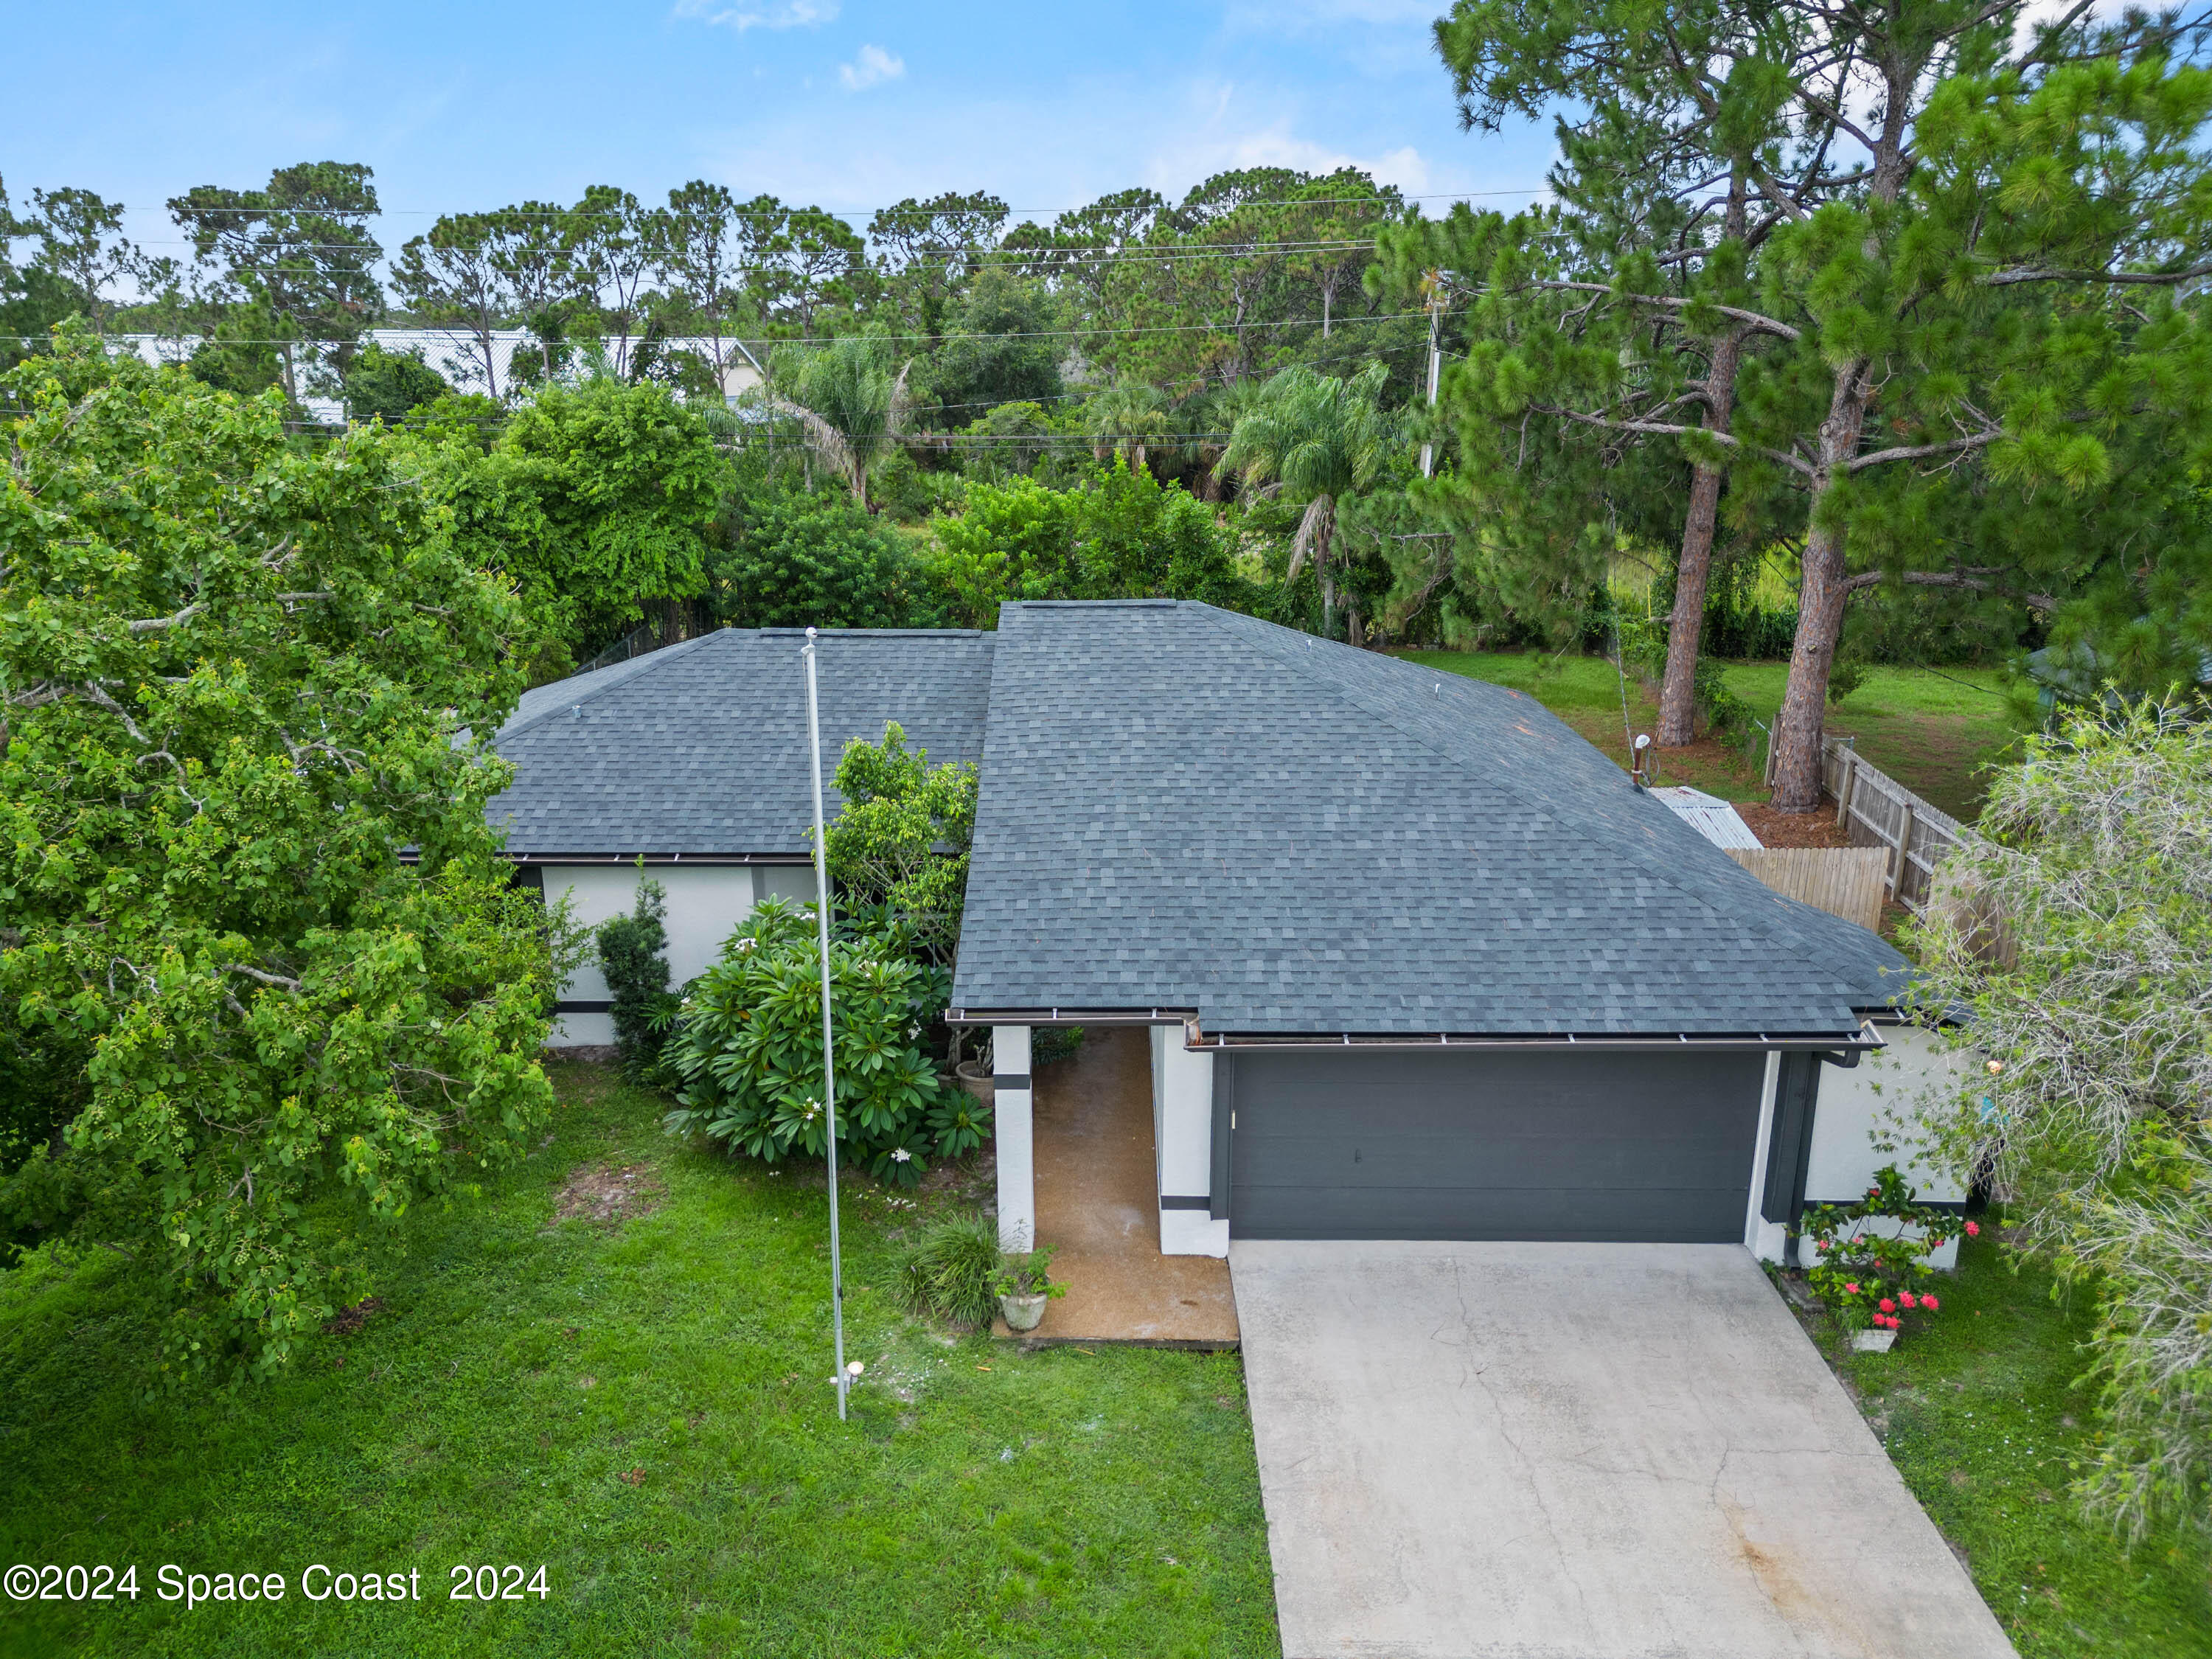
[1232,1241,2016,1659]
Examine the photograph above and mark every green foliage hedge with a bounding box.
[710,489,925,629]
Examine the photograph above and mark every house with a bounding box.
[490,600,1965,1269]
[111,328,767,415]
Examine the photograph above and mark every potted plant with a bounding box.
[995,1245,1066,1333]
[1792,1164,1972,1352]
[954,1057,994,1107]
[953,1034,994,1106]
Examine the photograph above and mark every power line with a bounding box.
[21,310,1429,348]
[138,187,1552,224]
[118,237,1389,262]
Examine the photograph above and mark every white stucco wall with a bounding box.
[541,863,806,1046]
[994,1026,1034,1252]
[1805,1024,1972,1270]
[1151,1026,1227,1258]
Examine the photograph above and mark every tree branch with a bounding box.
[1844,568,2059,613]
[1984,261,2212,288]
[128,603,205,635]
[223,964,303,992]
[1527,403,1816,475]
[1526,280,1803,341]
[1846,428,2006,471]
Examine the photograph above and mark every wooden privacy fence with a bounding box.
[1725,846,1891,931]
[1818,737,1967,912]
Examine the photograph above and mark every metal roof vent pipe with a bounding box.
[1630,732,1653,790]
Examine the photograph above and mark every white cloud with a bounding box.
[672,0,838,30]
[1139,88,1439,198]
[838,44,905,92]
[1226,0,1435,23]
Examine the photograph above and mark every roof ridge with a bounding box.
[1183,605,1880,1001]
[496,629,732,745]
[754,626,990,636]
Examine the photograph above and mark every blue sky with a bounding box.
[2,1,1559,251]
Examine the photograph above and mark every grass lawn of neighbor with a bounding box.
[0,1062,1279,1659]
[1403,650,2031,822]
[1781,1231,2212,1659]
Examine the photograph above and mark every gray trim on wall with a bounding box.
[503,852,813,866]
[992,1073,1032,1091]
[1760,1053,1816,1226]
[1210,1053,1236,1222]
[1158,1195,1211,1211]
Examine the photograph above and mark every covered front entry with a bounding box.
[1223,1048,1765,1242]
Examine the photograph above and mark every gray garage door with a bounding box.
[1226,1049,1765,1242]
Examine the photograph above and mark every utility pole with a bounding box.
[1419,270,1443,479]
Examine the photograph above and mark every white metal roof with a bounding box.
[1649,786,1763,850]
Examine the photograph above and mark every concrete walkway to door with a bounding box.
[1233,1241,2015,1659]
[991,1027,1238,1346]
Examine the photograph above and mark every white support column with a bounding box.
[1743,1051,1790,1264]
[1155,1029,1228,1258]
[992,1026,1035,1252]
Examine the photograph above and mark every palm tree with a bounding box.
[1220,362,1399,642]
[1083,378,1172,473]
[767,332,913,505]
[1176,376,1271,502]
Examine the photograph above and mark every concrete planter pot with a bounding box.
[956,1060,994,1107]
[1000,1293,1048,1333]
[1850,1327,1898,1353]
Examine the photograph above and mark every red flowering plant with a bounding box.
[1791,1164,1969,1337]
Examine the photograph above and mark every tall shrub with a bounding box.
[823,723,978,964]
[660,901,984,1186]
[596,879,674,1079]
[710,489,925,630]
[1907,700,2212,1540]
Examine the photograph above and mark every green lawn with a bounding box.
[0,1064,1279,1658]
[1402,650,2032,821]
[1793,1234,2212,1658]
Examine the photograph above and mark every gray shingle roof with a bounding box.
[947,601,1906,1036]
[489,627,995,855]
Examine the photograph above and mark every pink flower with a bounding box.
[1878,1298,1897,1313]
[1921,1295,1938,1311]
[1899,1292,1918,1309]
[1965,1220,1980,1237]
[1844,1281,1861,1295]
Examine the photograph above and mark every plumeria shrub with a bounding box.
[1796,1164,1971,1337]
[660,900,984,1186]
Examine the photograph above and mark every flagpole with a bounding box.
[802,627,850,1421]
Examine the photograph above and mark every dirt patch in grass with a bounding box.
[322,1296,386,1336]
[1736,801,1853,849]
[551,1161,666,1225]
[919,1147,995,1206]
